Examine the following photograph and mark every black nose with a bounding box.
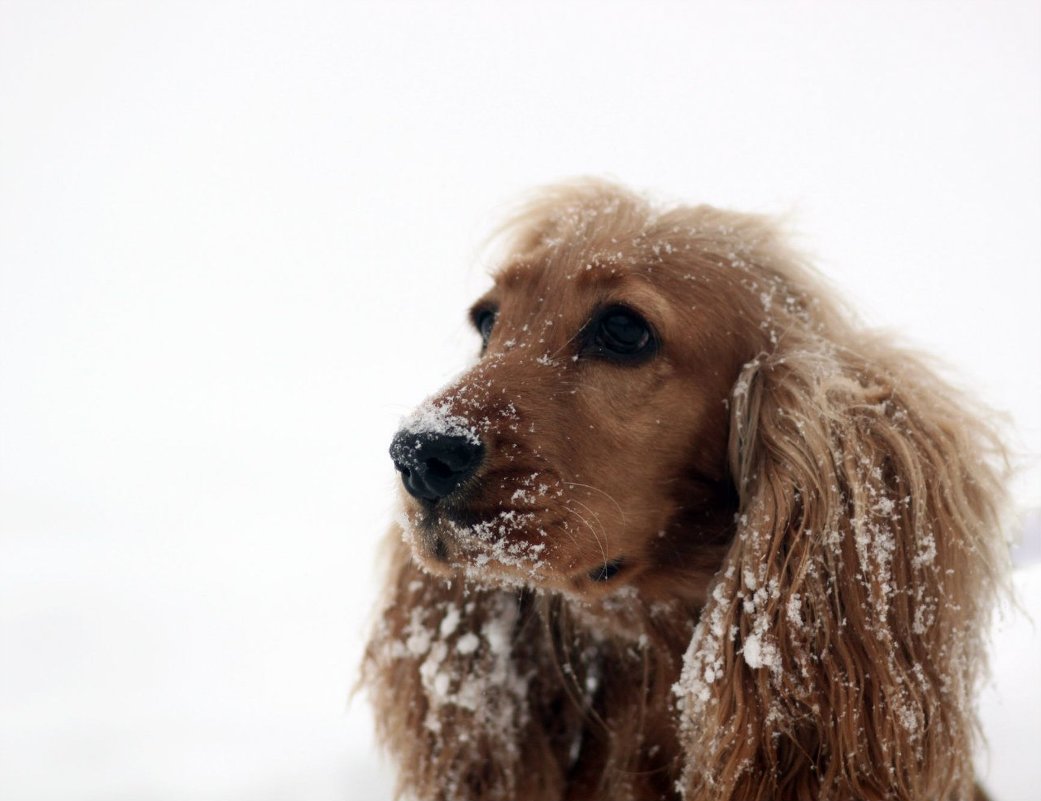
[389,429,484,502]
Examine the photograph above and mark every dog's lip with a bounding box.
[438,503,478,526]
[401,487,475,522]
[427,493,540,529]
[405,500,519,540]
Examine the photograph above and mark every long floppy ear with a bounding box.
[674,336,1008,801]
[360,532,581,801]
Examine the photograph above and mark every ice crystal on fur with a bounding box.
[400,398,481,445]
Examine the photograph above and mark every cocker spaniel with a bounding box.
[362,180,1009,801]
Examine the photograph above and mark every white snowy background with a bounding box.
[2,2,1039,799]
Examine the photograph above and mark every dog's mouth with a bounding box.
[401,499,552,580]
[402,501,636,599]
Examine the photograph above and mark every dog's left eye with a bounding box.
[589,305,655,361]
[471,307,497,349]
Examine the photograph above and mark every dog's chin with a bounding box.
[397,504,458,574]
[400,503,647,603]
[397,501,548,586]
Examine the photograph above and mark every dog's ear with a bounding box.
[360,534,576,801]
[674,339,1008,801]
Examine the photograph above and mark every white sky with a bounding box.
[1,2,1039,799]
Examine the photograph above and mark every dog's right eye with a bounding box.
[471,307,497,349]
[582,304,658,364]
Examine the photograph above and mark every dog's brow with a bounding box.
[495,260,540,287]
[496,257,642,294]
[570,264,630,291]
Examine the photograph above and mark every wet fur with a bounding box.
[361,181,1009,801]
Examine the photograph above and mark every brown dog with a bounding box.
[362,180,1009,801]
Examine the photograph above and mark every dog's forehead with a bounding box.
[493,250,644,303]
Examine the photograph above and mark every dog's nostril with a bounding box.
[389,429,485,502]
[426,458,453,479]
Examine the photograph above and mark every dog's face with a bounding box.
[390,202,764,603]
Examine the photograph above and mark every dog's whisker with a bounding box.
[561,504,599,556]
[565,498,609,568]
[563,481,626,526]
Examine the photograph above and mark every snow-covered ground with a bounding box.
[2,2,1038,800]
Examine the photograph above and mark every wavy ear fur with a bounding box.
[675,335,1008,801]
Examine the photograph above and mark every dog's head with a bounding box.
[374,180,1008,800]
[389,181,826,603]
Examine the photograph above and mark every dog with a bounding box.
[361,180,1009,801]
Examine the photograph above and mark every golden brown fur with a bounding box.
[361,180,1009,800]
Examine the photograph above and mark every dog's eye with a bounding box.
[472,307,497,349]
[589,305,656,362]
